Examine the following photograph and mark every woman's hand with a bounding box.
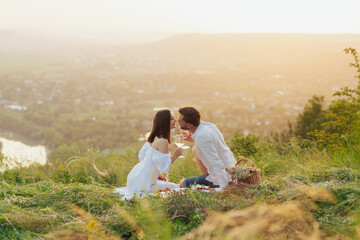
[158,174,167,181]
[171,147,183,162]
[174,147,183,158]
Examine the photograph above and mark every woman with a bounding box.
[114,109,183,199]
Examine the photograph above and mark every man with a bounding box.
[178,106,236,189]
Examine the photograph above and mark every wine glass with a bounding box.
[180,130,190,149]
[175,134,185,158]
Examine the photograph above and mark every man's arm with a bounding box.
[196,136,228,188]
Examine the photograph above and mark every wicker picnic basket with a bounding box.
[228,158,261,185]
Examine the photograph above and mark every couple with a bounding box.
[114,106,236,200]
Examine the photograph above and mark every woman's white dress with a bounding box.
[114,142,179,199]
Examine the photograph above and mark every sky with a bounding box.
[1,0,360,43]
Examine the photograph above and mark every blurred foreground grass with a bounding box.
[1,141,360,239]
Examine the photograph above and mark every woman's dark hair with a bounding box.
[148,109,171,143]
[178,107,201,127]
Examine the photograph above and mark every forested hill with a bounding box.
[118,33,360,69]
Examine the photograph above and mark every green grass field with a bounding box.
[1,139,359,240]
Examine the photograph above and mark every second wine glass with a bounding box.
[175,134,185,158]
[180,130,190,149]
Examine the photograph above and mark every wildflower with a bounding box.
[87,220,97,232]
[226,166,251,180]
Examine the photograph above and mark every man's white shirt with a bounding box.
[191,121,236,188]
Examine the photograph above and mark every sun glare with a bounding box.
[0,0,359,37]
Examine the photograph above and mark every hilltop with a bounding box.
[1,38,360,239]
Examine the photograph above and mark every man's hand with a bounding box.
[182,131,194,142]
[158,174,167,181]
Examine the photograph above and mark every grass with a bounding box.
[0,140,360,239]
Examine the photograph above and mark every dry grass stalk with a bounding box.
[2,208,52,231]
[112,203,145,239]
[278,185,336,204]
[44,204,122,240]
[65,156,109,179]
[180,201,322,240]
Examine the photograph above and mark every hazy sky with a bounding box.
[1,0,359,42]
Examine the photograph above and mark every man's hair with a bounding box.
[178,107,201,127]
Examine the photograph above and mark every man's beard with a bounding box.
[180,125,189,130]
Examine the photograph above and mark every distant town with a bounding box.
[0,33,359,148]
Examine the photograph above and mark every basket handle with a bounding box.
[236,158,256,169]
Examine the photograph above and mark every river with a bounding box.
[0,136,47,171]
